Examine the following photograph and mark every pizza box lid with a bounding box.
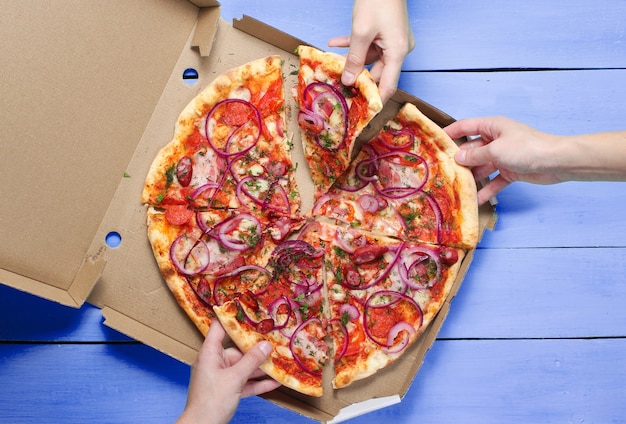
[0,2,496,423]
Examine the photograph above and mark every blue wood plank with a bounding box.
[479,182,626,249]
[2,339,625,423]
[0,343,190,424]
[398,70,626,135]
[358,338,626,424]
[220,0,626,70]
[0,284,131,342]
[440,247,626,339]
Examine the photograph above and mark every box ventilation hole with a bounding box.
[105,231,122,248]
[182,68,198,85]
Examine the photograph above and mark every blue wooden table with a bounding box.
[2,1,626,422]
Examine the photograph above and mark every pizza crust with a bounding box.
[146,207,213,336]
[397,103,479,247]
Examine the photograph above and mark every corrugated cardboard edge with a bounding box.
[0,256,106,308]
[101,307,198,365]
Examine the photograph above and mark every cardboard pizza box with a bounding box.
[0,2,496,422]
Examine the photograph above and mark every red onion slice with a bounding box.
[423,192,444,244]
[288,317,327,376]
[191,182,219,203]
[373,128,415,151]
[384,321,416,354]
[373,153,428,199]
[299,82,349,152]
[170,235,210,275]
[339,303,360,321]
[217,213,262,251]
[298,108,325,133]
[356,193,388,214]
[204,99,261,158]
[334,228,367,254]
[329,318,349,363]
[268,296,292,330]
[398,246,442,289]
[234,299,274,334]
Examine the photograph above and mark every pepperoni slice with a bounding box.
[164,204,194,226]
[222,101,255,127]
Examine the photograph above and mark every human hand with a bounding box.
[176,321,281,424]
[445,117,563,205]
[328,0,414,103]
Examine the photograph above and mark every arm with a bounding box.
[176,321,281,424]
[328,0,414,103]
[445,116,626,205]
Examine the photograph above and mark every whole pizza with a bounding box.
[142,48,479,397]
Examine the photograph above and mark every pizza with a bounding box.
[311,102,479,249]
[143,51,479,397]
[295,45,383,199]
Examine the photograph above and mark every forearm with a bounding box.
[550,131,626,182]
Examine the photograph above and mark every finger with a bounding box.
[223,346,244,367]
[248,367,269,380]
[477,174,511,206]
[232,340,273,378]
[327,35,350,48]
[458,138,486,151]
[241,377,282,398]
[368,60,383,82]
[342,34,373,86]
[201,321,226,358]
[454,144,494,168]
[376,55,404,103]
[444,118,490,141]
[471,163,498,181]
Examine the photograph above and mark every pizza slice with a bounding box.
[214,237,330,397]
[295,45,383,199]
[142,55,300,216]
[313,102,479,249]
[146,206,303,336]
[298,220,464,389]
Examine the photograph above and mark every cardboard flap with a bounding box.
[233,15,311,55]
[102,307,199,364]
[191,6,221,57]
[0,270,79,308]
[0,0,200,306]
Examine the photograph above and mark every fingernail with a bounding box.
[342,71,355,85]
[259,341,272,356]
[456,149,466,163]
